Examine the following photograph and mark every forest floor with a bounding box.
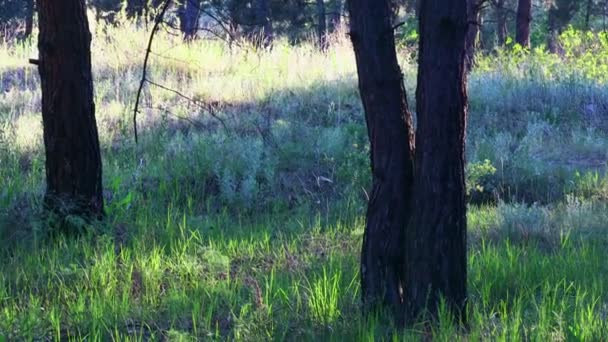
[1,25,608,340]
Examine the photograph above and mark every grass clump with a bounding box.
[0,22,607,340]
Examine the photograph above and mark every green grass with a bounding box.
[1,22,607,340]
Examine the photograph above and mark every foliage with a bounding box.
[1,19,608,340]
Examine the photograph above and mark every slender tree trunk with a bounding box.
[328,0,342,33]
[465,0,481,72]
[516,0,532,47]
[24,0,34,38]
[495,0,508,46]
[253,0,273,47]
[126,0,146,19]
[348,0,415,320]
[405,0,468,323]
[179,0,200,41]
[37,0,104,220]
[316,0,328,50]
[585,0,593,30]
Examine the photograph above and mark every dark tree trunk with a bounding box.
[316,0,328,50]
[516,0,532,47]
[585,0,593,29]
[347,0,416,320]
[405,0,468,323]
[254,0,273,47]
[126,0,146,19]
[179,0,200,41]
[465,0,481,72]
[24,0,34,38]
[494,0,508,46]
[547,0,580,53]
[37,0,104,220]
[328,0,342,33]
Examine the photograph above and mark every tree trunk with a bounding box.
[495,0,508,46]
[465,0,481,72]
[179,0,200,41]
[254,0,273,48]
[126,0,146,19]
[24,0,34,38]
[516,0,532,47]
[316,0,328,50]
[37,0,104,220]
[347,0,416,320]
[328,0,342,33]
[585,0,593,30]
[547,0,580,53]
[405,0,468,323]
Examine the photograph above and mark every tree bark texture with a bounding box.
[515,0,532,47]
[37,0,104,219]
[347,0,416,319]
[406,0,468,323]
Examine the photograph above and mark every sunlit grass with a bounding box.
[0,20,607,340]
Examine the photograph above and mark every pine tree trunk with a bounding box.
[179,0,200,41]
[254,0,273,47]
[316,0,328,50]
[405,0,468,323]
[495,0,508,45]
[126,0,146,19]
[37,0,104,220]
[516,0,532,47]
[24,0,34,38]
[328,0,342,33]
[347,0,416,320]
[465,0,481,72]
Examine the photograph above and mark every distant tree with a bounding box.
[493,0,509,45]
[24,0,34,38]
[254,0,274,47]
[328,0,342,33]
[547,0,579,53]
[37,0,104,221]
[126,0,146,18]
[347,0,416,320]
[466,0,483,71]
[516,0,532,47]
[405,0,469,322]
[316,0,327,50]
[179,0,201,40]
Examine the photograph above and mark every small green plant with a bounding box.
[306,268,341,326]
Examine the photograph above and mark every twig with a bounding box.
[133,0,172,144]
[145,79,231,134]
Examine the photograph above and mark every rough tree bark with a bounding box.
[347,0,415,320]
[179,0,200,40]
[516,0,532,47]
[316,0,328,50]
[37,0,104,220]
[405,0,468,323]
